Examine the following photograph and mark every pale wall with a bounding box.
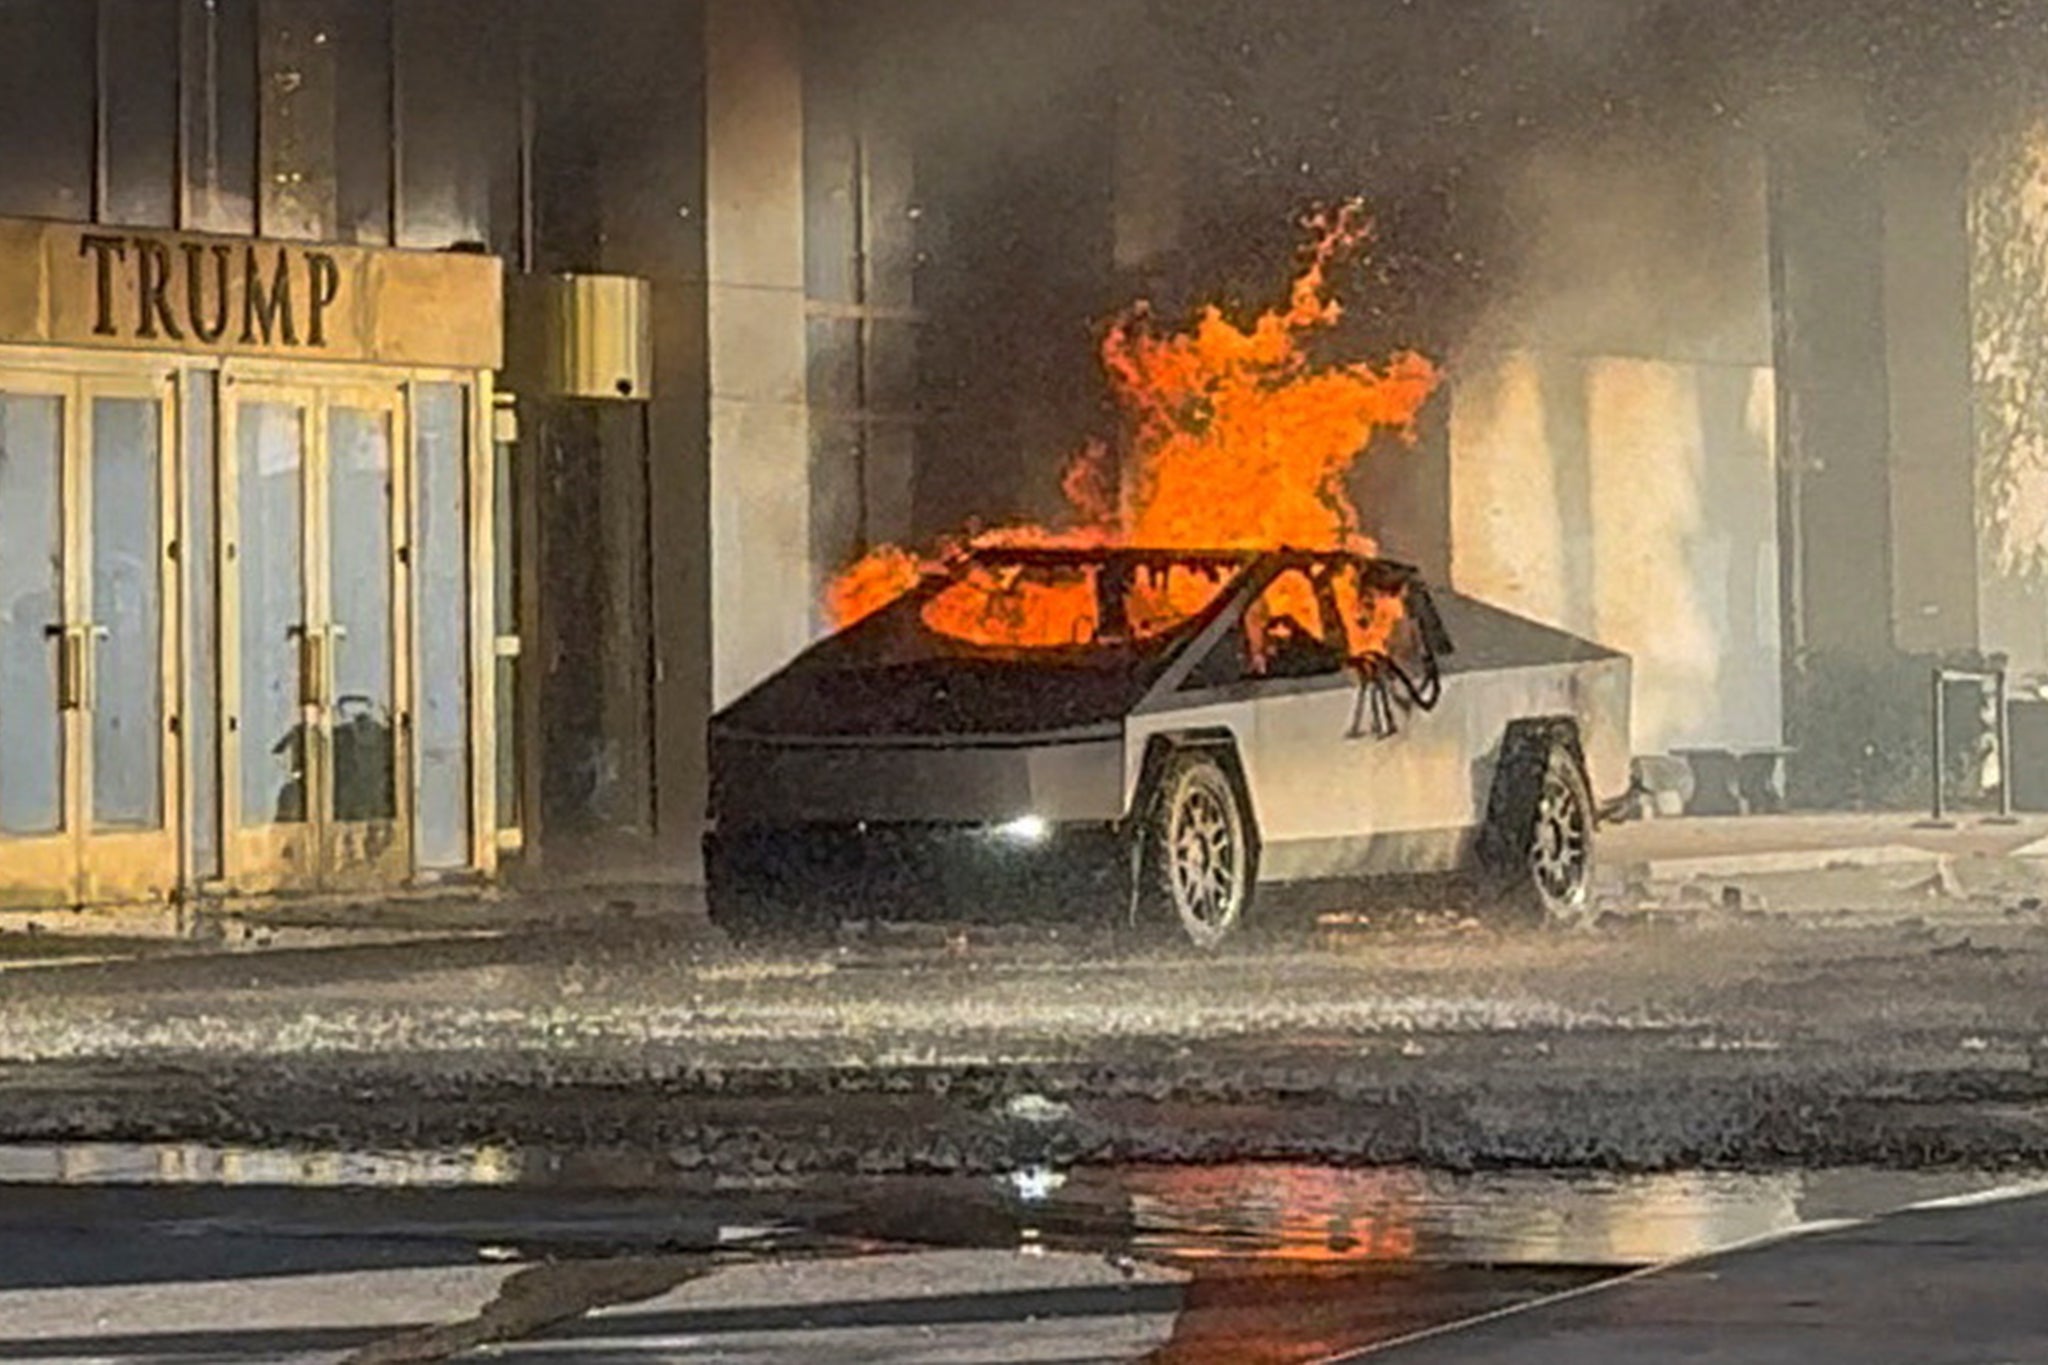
[1970,118,2048,680]
[706,0,816,708]
[1448,135,1783,754]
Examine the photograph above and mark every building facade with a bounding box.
[5,0,2048,915]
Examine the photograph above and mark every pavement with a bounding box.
[0,1162,2041,1362]
[3,814,2048,1359]
[7,812,2048,966]
[0,808,2046,1171]
[1593,811,2048,912]
[1,873,2046,1169]
[1361,1183,2048,1363]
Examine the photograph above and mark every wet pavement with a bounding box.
[3,852,2047,1356]
[2,1147,2039,1363]
[1362,1183,2048,1363]
[1,902,2046,1172]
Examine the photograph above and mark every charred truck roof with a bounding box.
[711,548,1432,743]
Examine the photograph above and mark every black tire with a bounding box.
[1133,749,1258,949]
[1482,733,1596,927]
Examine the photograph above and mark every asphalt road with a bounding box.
[0,891,2044,1169]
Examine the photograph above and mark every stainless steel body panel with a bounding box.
[1129,655,1631,885]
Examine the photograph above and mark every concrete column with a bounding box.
[706,0,813,708]
[856,100,919,552]
[1771,142,1897,665]
[1883,150,1979,656]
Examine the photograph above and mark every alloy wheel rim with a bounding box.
[1169,781,1241,936]
[1530,767,1589,905]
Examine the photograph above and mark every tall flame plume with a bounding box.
[826,201,1441,646]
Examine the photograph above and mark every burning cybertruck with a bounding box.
[706,547,1631,947]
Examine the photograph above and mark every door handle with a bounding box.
[291,625,326,708]
[81,624,108,713]
[289,625,354,708]
[47,624,83,712]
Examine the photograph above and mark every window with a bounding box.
[1183,565,1347,689]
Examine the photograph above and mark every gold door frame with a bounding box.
[0,360,181,909]
[1,345,498,911]
[217,358,498,898]
[316,381,413,892]
[0,367,84,906]
[74,368,182,906]
[219,377,319,892]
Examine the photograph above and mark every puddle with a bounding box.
[0,1142,524,1188]
[1,1140,2038,1269]
[3,1146,2042,1364]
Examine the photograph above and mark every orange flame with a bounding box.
[827,201,1441,650]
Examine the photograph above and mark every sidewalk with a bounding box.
[6,812,2046,968]
[0,881,702,969]
[1594,811,2048,916]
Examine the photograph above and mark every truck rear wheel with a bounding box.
[1483,733,1595,926]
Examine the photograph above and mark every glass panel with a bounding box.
[237,402,306,827]
[0,395,65,836]
[256,0,338,241]
[415,384,471,867]
[181,0,258,234]
[866,319,922,415]
[90,398,164,829]
[184,374,221,876]
[328,406,397,824]
[394,0,516,252]
[0,2,93,221]
[491,424,519,837]
[334,0,394,244]
[806,315,862,413]
[103,0,179,228]
[802,73,860,306]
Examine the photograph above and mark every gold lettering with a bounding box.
[240,247,297,347]
[305,252,339,347]
[79,234,127,337]
[183,242,232,343]
[135,238,183,341]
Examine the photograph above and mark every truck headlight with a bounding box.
[992,814,1050,844]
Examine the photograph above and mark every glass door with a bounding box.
[225,384,316,890]
[223,381,410,893]
[0,369,178,908]
[78,379,180,903]
[0,378,77,905]
[321,388,409,890]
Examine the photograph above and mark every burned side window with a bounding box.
[1248,567,1346,678]
[1182,566,1347,689]
[1338,563,1429,673]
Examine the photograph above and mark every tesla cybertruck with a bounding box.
[705,547,1631,947]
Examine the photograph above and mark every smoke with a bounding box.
[795,0,2048,545]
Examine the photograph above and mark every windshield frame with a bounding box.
[883,547,1265,659]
